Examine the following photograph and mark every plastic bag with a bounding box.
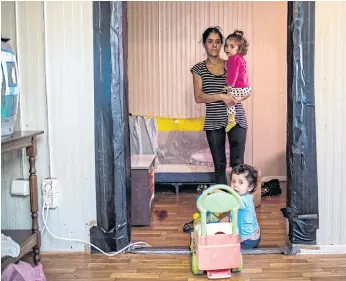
[1,261,46,281]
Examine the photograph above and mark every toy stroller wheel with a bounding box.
[192,253,203,275]
[232,254,243,273]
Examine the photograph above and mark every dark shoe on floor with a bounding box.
[261,179,281,197]
[197,184,208,194]
[183,220,194,233]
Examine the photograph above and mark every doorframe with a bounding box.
[90,0,319,254]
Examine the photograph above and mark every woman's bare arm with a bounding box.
[192,73,230,104]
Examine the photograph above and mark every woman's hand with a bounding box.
[234,94,251,104]
[234,96,243,104]
[222,94,237,106]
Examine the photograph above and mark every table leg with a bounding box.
[26,138,40,265]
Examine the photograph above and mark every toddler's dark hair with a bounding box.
[231,164,258,193]
[226,29,249,56]
[202,26,224,44]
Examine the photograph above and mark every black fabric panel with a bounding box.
[91,1,131,251]
[284,1,318,245]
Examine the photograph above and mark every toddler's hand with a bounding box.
[222,86,233,92]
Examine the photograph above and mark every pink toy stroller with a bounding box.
[190,184,243,279]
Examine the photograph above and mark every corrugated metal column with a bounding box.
[284,1,319,246]
[91,1,131,252]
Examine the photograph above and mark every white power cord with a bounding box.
[41,190,151,256]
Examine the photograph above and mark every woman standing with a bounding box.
[191,26,250,185]
[183,26,251,233]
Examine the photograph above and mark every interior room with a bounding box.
[127,1,288,249]
[2,0,346,280]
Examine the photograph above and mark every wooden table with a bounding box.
[1,131,43,270]
[131,154,156,226]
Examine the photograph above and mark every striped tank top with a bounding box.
[190,61,248,131]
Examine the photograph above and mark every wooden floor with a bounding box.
[36,183,346,281]
[41,253,346,281]
[131,184,287,247]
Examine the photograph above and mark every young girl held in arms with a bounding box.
[224,30,251,132]
[229,164,261,249]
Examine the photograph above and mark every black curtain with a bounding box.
[91,1,131,252]
[285,1,319,245]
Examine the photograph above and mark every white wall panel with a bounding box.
[1,1,96,252]
[315,1,346,245]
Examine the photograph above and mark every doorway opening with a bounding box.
[91,1,319,255]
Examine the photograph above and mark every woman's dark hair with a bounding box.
[226,29,249,56]
[231,164,258,193]
[202,26,224,44]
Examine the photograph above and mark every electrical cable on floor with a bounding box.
[41,190,151,257]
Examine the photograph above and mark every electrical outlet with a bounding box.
[42,178,59,209]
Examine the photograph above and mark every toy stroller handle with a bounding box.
[197,184,242,236]
[198,184,242,205]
